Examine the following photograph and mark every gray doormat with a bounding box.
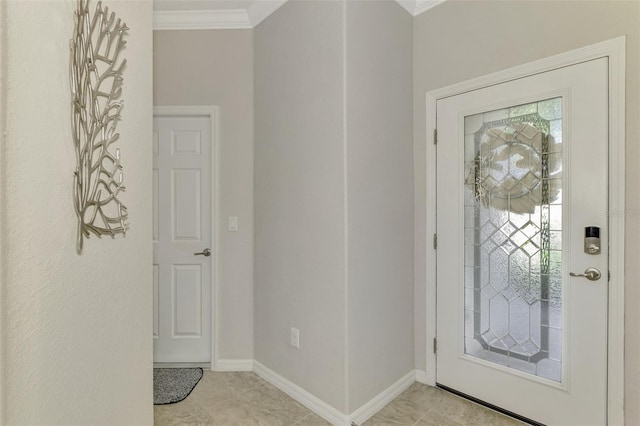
[153,368,203,405]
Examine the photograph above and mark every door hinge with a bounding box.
[433,338,437,354]
[433,233,437,249]
[433,128,438,145]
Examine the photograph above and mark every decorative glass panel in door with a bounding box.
[463,98,563,382]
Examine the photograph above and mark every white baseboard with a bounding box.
[215,359,254,372]
[415,369,429,384]
[213,360,421,425]
[350,370,417,425]
[154,362,210,369]
[253,361,351,426]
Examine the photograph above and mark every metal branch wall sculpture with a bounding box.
[70,0,129,253]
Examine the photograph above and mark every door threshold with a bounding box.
[436,383,544,426]
[154,362,211,370]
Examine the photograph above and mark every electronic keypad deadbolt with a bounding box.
[584,226,601,255]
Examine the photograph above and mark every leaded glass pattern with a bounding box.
[463,98,563,382]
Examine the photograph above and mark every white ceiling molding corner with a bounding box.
[247,0,288,27]
[152,0,448,31]
[153,9,252,30]
[395,0,417,16]
[394,0,447,16]
[413,0,447,16]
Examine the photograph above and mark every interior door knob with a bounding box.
[569,267,601,281]
[194,248,211,257]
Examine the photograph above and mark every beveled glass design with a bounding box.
[463,98,563,382]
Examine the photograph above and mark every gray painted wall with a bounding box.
[413,1,640,423]
[254,0,348,412]
[345,0,414,411]
[154,30,255,360]
[254,0,414,414]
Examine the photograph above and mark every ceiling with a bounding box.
[153,0,446,30]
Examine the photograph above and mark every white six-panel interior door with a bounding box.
[153,114,213,364]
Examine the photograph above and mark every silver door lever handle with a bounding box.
[194,248,211,257]
[569,267,601,281]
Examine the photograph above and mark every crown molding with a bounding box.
[247,0,288,27]
[153,9,252,30]
[395,0,417,15]
[396,0,446,16]
[152,0,446,31]
[414,0,447,16]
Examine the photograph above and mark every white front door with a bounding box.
[436,58,608,425]
[153,115,212,363]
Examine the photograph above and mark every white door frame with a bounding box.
[153,105,220,370]
[425,37,626,425]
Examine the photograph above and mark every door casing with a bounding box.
[153,105,219,370]
[424,37,626,425]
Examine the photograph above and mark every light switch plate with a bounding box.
[228,216,238,231]
[290,327,300,349]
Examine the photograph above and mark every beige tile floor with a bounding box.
[154,371,522,426]
[364,383,522,426]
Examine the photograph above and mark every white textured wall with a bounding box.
[154,29,254,361]
[413,1,640,423]
[254,0,348,412]
[345,0,414,412]
[1,0,153,424]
